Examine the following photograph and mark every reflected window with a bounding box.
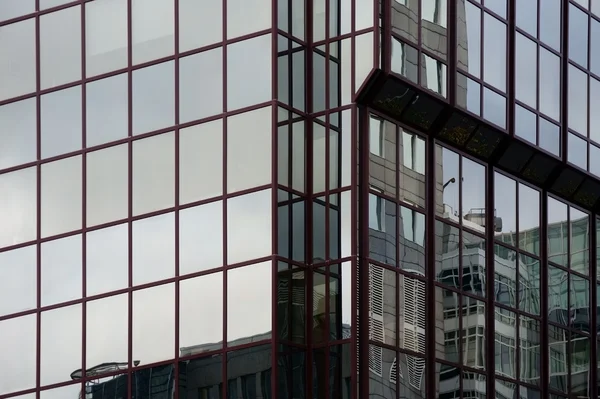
[369,115,384,157]
[86,223,128,296]
[41,85,82,159]
[401,131,425,174]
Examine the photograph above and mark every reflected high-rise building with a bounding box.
[2,0,600,398]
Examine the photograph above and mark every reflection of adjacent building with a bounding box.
[78,324,353,399]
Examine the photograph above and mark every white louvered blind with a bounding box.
[401,272,426,390]
[369,264,385,376]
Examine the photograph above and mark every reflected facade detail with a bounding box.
[1,0,600,399]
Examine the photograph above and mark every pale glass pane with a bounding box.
[40,5,81,89]
[227,34,272,110]
[0,19,36,101]
[133,132,175,215]
[41,86,82,159]
[179,0,222,51]
[85,0,128,76]
[41,156,82,237]
[132,0,174,64]
[227,262,272,342]
[0,315,36,394]
[179,120,223,204]
[227,0,271,38]
[0,167,37,248]
[179,48,223,123]
[227,106,272,193]
[41,235,82,306]
[0,98,36,169]
[86,144,128,226]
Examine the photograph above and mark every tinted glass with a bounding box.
[0,19,36,101]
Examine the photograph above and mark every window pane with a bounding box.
[227,106,272,193]
[0,315,36,394]
[539,48,561,121]
[41,235,82,306]
[86,223,128,296]
[41,156,82,237]
[0,1,35,22]
[227,262,272,342]
[133,212,175,285]
[0,167,37,248]
[133,284,175,364]
[40,305,82,386]
[227,35,272,110]
[133,61,175,135]
[86,294,128,370]
[85,0,127,76]
[515,33,537,108]
[568,65,588,135]
[179,48,223,123]
[86,144,128,226]
[0,18,36,101]
[133,132,175,215]
[132,0,174,64]
[40,5,81,89]
[569,3,589,67]
[483,13,506,91]
[179,120,223,203]
[180,272,223,348]
[179,201,223,275]
[0,246,36,317]
[0,98,36,169]
[227,0,271,38]
[86,73,128,147]
[41,86,82,159]
[179,0,222,51]
[227,189,272,264]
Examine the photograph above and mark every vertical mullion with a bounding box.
[173,0,181,397]
[539,192,549,398]
[590,217,597,399]
[126,0,133,398]
[485,166,495,398]
[35,0,42,397]
[222,0,229,395]
[425,137,436,399]
[80,0,87,390]
[561,0,569,161]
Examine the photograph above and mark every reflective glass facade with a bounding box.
[0,0,600,398]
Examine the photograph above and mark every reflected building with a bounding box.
[2,0,600,399]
